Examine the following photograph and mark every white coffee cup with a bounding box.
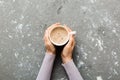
[49,26,69,46]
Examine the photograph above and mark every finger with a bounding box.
[63,25,73,46]
[45,30,50,41]
[45,30,54,46]
[72,38,75,49]
[43,30,47,41]
[43,30,49,42]
[66,34,74,47]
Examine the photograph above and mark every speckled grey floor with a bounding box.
[0,0,120,80]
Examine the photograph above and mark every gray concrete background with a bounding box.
[0,0,120,80]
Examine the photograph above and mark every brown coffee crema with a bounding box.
[50,27,68,45]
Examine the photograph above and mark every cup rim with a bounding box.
[49,26,69,46]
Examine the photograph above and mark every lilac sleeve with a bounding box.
[36,53,55,80]
[62,60,84,80]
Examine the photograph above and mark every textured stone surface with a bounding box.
[0,0,120,80]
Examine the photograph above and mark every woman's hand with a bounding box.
[43,23,60,55]
[61,26,75,63]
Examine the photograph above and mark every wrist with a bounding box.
[62,57,72,64]
[46,51,55,55]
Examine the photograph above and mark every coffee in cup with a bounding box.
[49,26,69,46]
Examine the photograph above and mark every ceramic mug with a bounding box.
[49,26,69,46]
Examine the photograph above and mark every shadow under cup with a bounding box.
[49,26,69,46]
